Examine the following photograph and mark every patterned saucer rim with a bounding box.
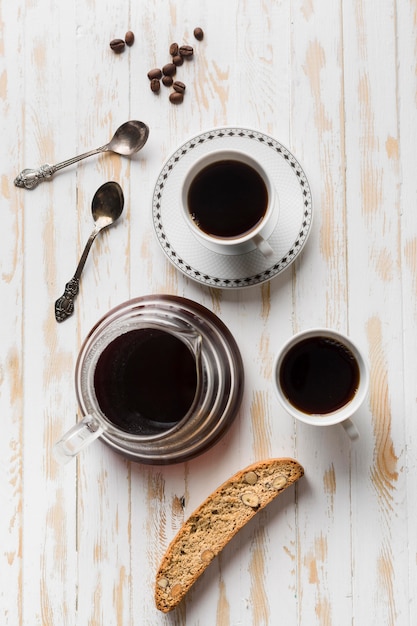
[152,127,313,289]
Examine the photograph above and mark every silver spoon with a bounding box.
[54,181,124,323]
[14,120,149,189]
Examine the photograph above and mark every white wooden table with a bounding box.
[1,1,416,624]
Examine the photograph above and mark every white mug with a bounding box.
[181,149,279,257]
[273,328,369,440]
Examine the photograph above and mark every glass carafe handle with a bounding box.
[53,415,104,464]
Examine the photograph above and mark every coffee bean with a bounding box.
[173,81,186,94]
[169,42,179,56]
[179,45,194,58]
[147,68,162,80]
[150,78,161,93]
[162,63,176,76]
[162,75,173,87]
[172,54,183,67]
[193,27,204,41]
[169,92,184,104]
[110,38,125,53]
[125,31,135,46]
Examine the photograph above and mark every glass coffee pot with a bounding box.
[54,295,244,464]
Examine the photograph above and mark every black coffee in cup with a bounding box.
[187,159,268,238]
[279,336,360,414]
[94,329,198,435]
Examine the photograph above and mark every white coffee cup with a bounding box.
[181,149,279,257]
[273,328,369,440]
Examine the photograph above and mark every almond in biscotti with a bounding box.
[240,492,260,508]
[244,471,258,485]
[155,457,304,612]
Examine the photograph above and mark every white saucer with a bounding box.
[152,127,313,289]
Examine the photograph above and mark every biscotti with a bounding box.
[155,457,304,612]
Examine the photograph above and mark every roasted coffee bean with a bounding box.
[169,92,184,104]
[193,27,204,41]
[125,31,135,46]
[162,75,174,87]
[172,54,183,67]
[147,68,162,80]
[169,42,179,56]
[173,81,186,94]
[179,45,194,57]
[110,38,126,53]
[150,78,161,93]
[162,62,176,76]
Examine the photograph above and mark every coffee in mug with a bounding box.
[187,159,268,239]
[181,150,279,257]
[273,329,369,440]
[279,336,360,415]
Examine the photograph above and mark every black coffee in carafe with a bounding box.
[94,328,198,435]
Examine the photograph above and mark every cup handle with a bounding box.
[53,414,104,464]
[340,418,359,441]
[253,234,274,258]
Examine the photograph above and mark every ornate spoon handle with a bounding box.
[14,145,107,189]
[54,228,99,323]
[54,277,80,323]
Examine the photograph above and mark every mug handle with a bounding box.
[340,418,359,441]
[253,234,274,258]
[53,415,104,464]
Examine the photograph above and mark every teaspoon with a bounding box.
[14,120,149,189]
[54,181,124,323]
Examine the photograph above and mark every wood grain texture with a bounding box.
[1,0,416,624]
